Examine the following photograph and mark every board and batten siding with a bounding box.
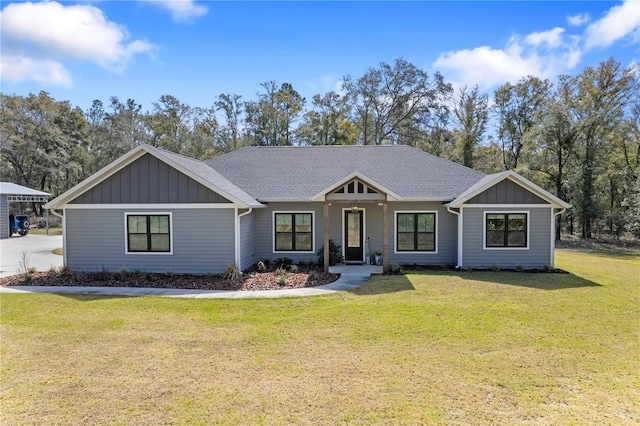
[387,202,458,265]
[466,178,549,205]
[461,207,551,269]
[70,154,230,204]
[65,208,235,274]
[239,211,256,271]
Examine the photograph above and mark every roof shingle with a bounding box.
[206,145,485,202]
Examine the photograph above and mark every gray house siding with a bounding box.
[387,202,458,266]
[466,178,549,205]
[0,195,8,239]
[240,211,256,271]
[249,201,458,266]
[70,154,231,204]
[253,202,324,264]
[461,207,551,269]
[65,208,235,274]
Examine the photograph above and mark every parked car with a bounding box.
[9,214,30,236]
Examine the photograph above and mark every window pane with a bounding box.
[417,233,435,251]
[129,234,148,251]
[128,216,146,234]
[487,215,505,231]
[275,214,292,232]
[295,233,312,251]
[508,231,526,247]
[275,233,293,251]
[417,214,434,232]
[150,234,170,251]
[486,230,505,247]
[398,214,414,233]
[295,214,312,232]
[397,232,415,251]
[508,215,526,231]
[149,216,169,234]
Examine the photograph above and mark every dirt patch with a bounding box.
[0,267,340,291]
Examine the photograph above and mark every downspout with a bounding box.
[236,208,253,272]
[447,206,462,268]
[550,208,566,267]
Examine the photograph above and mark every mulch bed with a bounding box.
[0,268,340,291]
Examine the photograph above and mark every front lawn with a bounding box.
[1,249,638,424]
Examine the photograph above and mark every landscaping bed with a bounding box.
[0,266,340,291]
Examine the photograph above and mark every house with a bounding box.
[44,144,570,274]
[0,183,50,239]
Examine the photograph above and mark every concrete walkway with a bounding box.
[0,265,378,299]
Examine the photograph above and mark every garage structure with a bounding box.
[0,183,50,239]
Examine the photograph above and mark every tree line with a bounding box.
[1,57,638,240]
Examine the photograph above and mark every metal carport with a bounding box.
[0,183,50,239]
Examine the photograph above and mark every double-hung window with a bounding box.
[396,212,436,252]
[485,213,527,248]
[126,214,171,253]
[274,212,313,252]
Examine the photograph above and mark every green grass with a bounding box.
[27,226,62,235]
[1,249,638,424]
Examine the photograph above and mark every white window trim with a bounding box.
[272,211,315,254]
[394,210,438,255]
[124,212,174,255]
[483,210,530,251]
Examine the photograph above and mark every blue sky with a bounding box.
[1,1,638,112]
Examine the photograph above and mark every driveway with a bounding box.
[0,234,63,278]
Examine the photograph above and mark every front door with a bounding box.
[344,210,364,263]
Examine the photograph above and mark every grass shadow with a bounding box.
[55,293,135,302]
[349,274,415,296]
[450,270,602,290]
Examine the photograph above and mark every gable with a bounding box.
[70,153,232,204]
[465,178,549,205]
[326,178,386,201]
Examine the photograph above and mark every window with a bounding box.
[396,212,436,252]
[486,213,527,248]
[274,213,313,251]
[126,214,171,253]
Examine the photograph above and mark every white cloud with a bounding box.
[0,54,72,87]
[525,27,565,49]
[568,13,590,27]
[584,0,640,49]
[0,1,154,86]
[432,1,639,90]
[143,0,208,23]
[434,34,582,90]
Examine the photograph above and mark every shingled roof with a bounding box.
[206,145,485,202]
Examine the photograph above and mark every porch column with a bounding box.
[324,201,330,272]
[382,201,389,273]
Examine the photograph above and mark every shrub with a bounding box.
[388,263,403,275]
[317,239,344,266]
[257,261,268,272]
[515,264,524,272]
[223,262,242,282]
[288,264,298,273]
[491,263,501,272]
[274,257,294,268]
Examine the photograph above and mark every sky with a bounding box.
[1,1,639,113]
